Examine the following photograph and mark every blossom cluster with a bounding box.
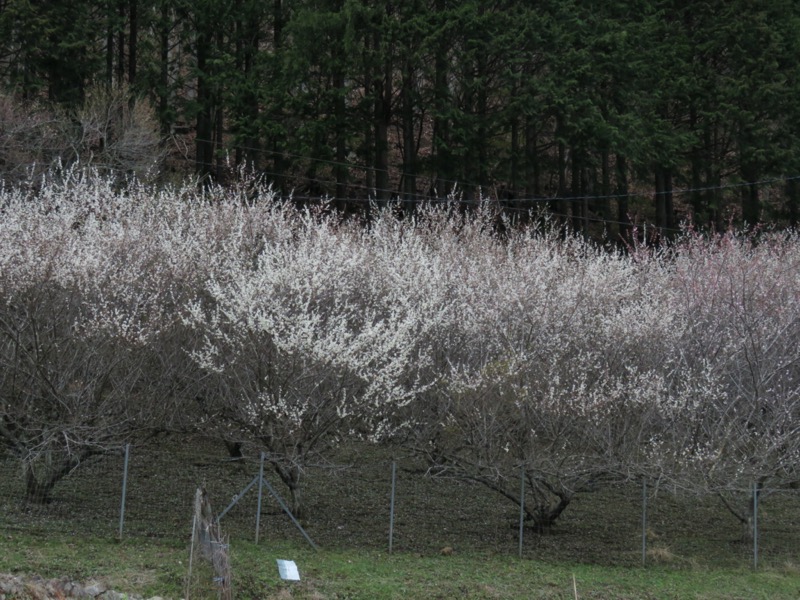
[1,170,798,508]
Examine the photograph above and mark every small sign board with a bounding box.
[276,559,300,581]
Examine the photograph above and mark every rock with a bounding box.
[85,580,109,597]
[0,576,22,595]
[0,574,166,600]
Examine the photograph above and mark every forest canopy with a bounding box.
[1,1,800,234]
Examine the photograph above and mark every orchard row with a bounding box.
[1,170,798,526]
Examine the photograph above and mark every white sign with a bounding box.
[276,559,300,581]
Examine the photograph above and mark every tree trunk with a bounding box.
[401,58,417,211]
[600,148,611,223]
[373,26,391,205]
[106,5,114,86]
[740,163,761,226]
[616,153,630,242]
[554,131,568,227]
[128,0,137,84]
[333,65,348,209]
[524,117,539,199]
[528,494,571,534]
[195,27,214,178]
[117,0,125,86]
[274,461,304,519]
[432,0,450,198]
[158,2,170,135]
[786,176,799,227]
[654,165,675,240]
[24,451,93,504]
[223,439,243,459]
[467,472,572,533]
[717,485,763,544]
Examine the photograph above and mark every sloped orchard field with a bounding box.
[1,172,799,597]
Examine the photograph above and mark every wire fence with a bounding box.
[1,437,798,570]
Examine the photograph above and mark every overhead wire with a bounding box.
[189,135,800,205]
[5,135,797,236]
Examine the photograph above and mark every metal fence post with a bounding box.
[641,477,647,567]
[753,482,759,570]
[518,466,526,559]
[389,461,397,554]
[255,452,265,544]
[118,443,130,540]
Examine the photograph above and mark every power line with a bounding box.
[189,135,800,204]
[4,143,796,236]
[8,136,799,206]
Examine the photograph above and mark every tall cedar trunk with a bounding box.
[213,29,225,177]
[106,5,114,85]
[477,52,488,195]
[195,28,214,178]
[689,106,706,224]
[401,58,416,209]
[555,132,567,226]
[600,148,611,222]
[272,0,286,193]
[214,86,224,177]
[524,117,539,199]
[705,126,723,229]
[158,2,170,135]
[741,162,761,226]
[461,67,476,205]
[432,0,450,198]
[665,168,675,233]
[373,23,391,204]
[233,0,261,168]
[571,151,587,236]
[510,103,519,198]
[787,177,799,227]
[117,1,125,85]
[333,66,347,208]
[654,165,675,239]
[128,0,137,84]
[362,58,374,194]
[616,154,630,242]
[233,3,244,167]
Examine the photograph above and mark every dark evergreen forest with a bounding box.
[2,1,800,235]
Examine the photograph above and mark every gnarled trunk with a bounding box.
[23,451,93,504]
[273,461,304,519]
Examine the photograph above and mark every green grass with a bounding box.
[1,534,799,599]
[1,438,800,598]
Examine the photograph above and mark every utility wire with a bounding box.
[10,136,798,205]
[6,140,796,236]
[189,135,800,204]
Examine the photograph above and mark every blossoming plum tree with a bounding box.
[184,204,454,517]
[1,169,798,530]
